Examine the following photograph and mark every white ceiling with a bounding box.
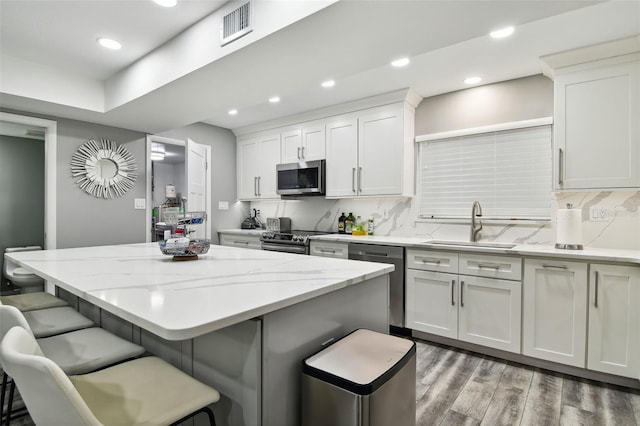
[1,0,639,134]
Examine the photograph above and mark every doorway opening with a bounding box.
[145,135,211,242]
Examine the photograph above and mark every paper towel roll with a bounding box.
[557,208,582,246]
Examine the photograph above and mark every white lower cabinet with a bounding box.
[406,270,458,339]
[406,251,522,353]
[309,241,348,259]
[522,259,588,367]
[457,275,521,353]
[587,264,640,379]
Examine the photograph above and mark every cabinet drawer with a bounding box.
[459,254,522,281]
[310,241,348,259]
[219,234,262,250]
[406,249,458,273]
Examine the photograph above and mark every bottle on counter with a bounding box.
[355,215,364,234]
[367,218,374,236]
[345,212,355,234]
[338,212,347,234]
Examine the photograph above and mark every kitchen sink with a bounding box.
[425,240,516,249]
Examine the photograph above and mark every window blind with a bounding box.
[417,125,552,219]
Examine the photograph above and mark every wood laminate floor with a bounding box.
[3,338,640,425]
[415,339,640,426]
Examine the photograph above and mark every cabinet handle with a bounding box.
[254,177,258,196]
[542,264,567,269]
[358,166,363,192]
[460,280,465,307]
[297,147,301,160]
[477,263,500,270]
[352,168,356,192]
[594,271,599,308]
[320,249,335,254]
[420,258,441,264]
[558,148,564,186]
[451,280,455,306]
[234,240,249,245]
[301,146,305,159]
[257,176,261,196]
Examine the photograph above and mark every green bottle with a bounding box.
[345,212,355,234]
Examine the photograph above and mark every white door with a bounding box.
[257,133,281,199]
[588,264,640,378]
[522,259,588,367]
[458,276,521,353]
[358,105,403,196]
[325,115,358,197]
[405,269,458,339]
[186,139,208,239]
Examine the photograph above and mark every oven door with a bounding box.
[261,242,308,255]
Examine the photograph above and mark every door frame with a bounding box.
[0,112,57,250]
[145,135,212,242]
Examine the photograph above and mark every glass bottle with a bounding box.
[338,212,346,234]
[345,212,355,234]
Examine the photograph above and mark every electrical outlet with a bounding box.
[218,201,229,211]
[134,198,145,209]
[589,206,608,222]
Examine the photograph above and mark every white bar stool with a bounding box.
[1,326,220,425]
[0,305,146,425]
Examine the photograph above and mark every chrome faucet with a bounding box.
[470,201,483,242]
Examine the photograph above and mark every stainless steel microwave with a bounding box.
[276,159,325,196]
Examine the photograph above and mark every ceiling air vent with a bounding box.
[221,1,253,46]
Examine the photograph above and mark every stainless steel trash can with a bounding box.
[301,329,416,426]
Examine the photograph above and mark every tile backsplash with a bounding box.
[250,190,640,250]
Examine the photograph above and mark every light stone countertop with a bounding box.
[218,230,639,264]
[5,243,393,340]
[310,234,640,265]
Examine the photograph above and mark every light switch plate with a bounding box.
[589,206,608,222]
[218,201,229,211]
[134,198,146,209]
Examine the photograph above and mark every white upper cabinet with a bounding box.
[280,122,326,164]
[237,133,281,200]
[325,114,359,197]
[552,54,640,190]
[325,102,415,198]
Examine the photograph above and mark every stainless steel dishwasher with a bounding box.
[348,243,407,335]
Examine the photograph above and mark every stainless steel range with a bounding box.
[260,230,330,255]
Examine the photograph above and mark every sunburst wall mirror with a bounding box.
[71,138,137,199]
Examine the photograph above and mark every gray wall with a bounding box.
[414,74,553,136]
[2,109,242,249]
[0,135,45,289]
[157,122,245,244]
[55,117,147,248]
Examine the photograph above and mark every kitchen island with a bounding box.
[5,243,393,426]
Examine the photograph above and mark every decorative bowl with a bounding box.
[158,237,210,260]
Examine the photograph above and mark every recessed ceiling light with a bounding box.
[490,26,515,39]
[153,0,177,6]
[464,76,482,85]
[228,109,238,115]
[269,96,280,104]
[97,38,121,50]
[391,57,410,68]
[321,79,335,88]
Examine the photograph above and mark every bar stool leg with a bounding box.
[4,380,15,426]
[0,372,6,421]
